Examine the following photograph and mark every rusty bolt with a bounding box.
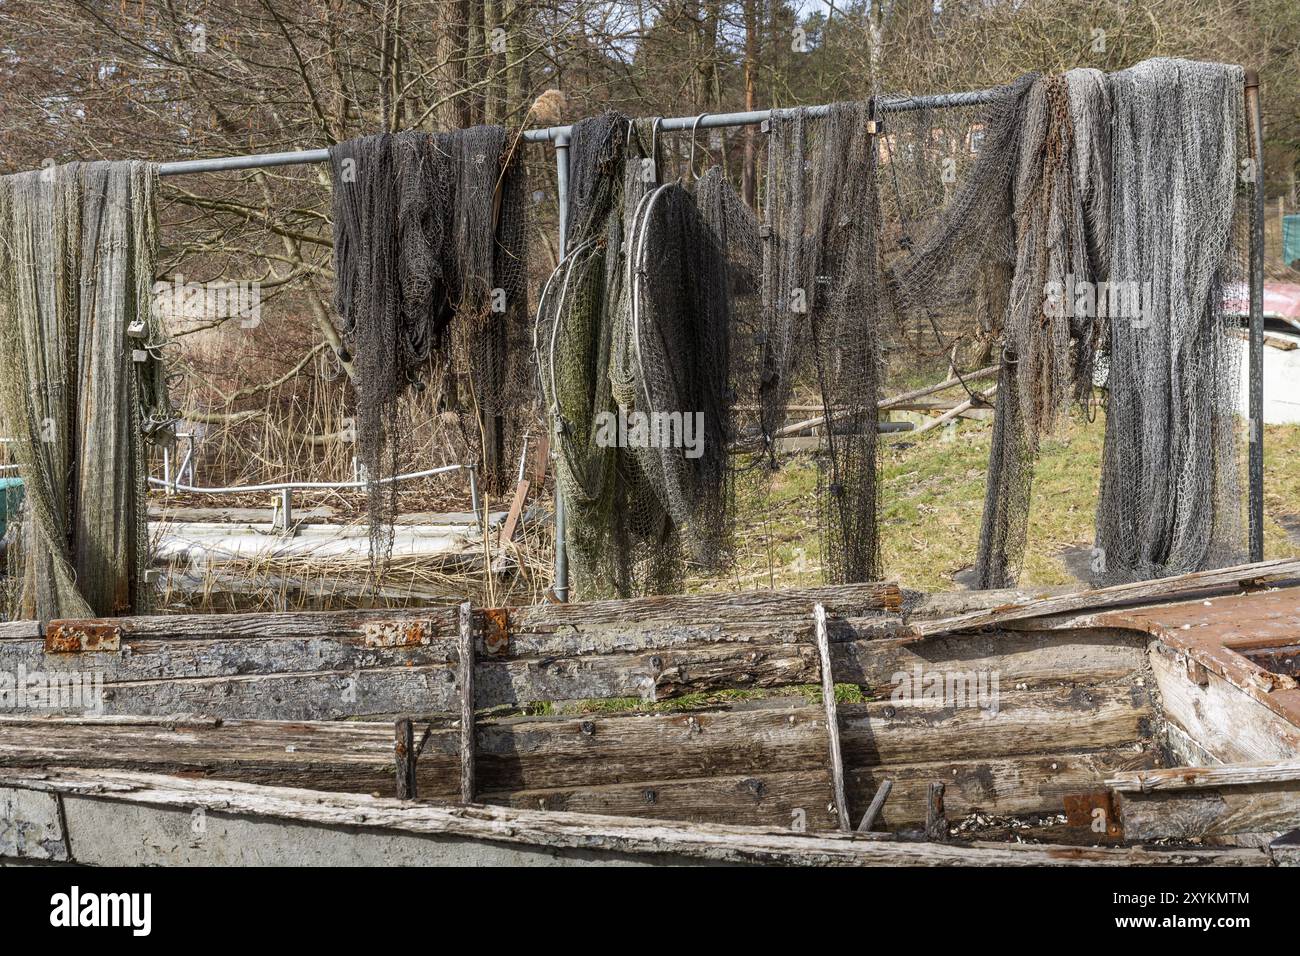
[580,720,595,736]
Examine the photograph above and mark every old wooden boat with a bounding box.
[2,559,1299,866]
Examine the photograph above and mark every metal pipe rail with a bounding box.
[155,89,1004,176]
[149,463,482,532]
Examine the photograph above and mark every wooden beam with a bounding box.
[1109,760,1300,792]
[0,622,1147,721]
[814,604,850,831]
[1,767,1271,867]
[858,779,892,832]
[0,679,1154,829]
[496,478,530,548]
[459,601,476,804]
[915,559,1300,637]
[395,718,416,799]
[1111,760,1300,842]
[926,782,947,841]
[0,581,902,647]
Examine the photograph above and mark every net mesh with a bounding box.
[0,161,170,619]
[1094,59,1247,583]
[329,126,530,566]
[759,102,884,584]
[882,59,1248,587]
[540,114,743,597]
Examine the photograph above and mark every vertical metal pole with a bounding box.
[553,133,571,602]
[1246,71,1265,563]
[467,464,482,532]
[279,487,293,531]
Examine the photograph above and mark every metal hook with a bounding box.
[688,114,708,182]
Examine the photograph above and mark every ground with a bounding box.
[701,414,1300,594]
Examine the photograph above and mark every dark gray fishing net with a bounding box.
[1094,59,1247,583]
[884,59,1247,587]
[760,102,884,584]
[539,113,740,597]
[329,125,530,564]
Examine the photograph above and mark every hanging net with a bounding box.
[759,102,884,584]
[883,59,1248,587]
[329,125,531,564]
[1094,59,1247,583]
[0,161,171,619]
[539,114,741,597]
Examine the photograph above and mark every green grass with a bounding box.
[706,410,1300,594]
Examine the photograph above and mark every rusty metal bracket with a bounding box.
[363,619,436,648]
[480,607,510,656]
[44,621,122,654]
[1063,789,1124,842]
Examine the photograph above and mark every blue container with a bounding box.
[0,477,24,540]
[1284,214,1300,269]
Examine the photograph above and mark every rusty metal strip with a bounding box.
[481,607,510,656]
[362,620,437,648]
[44,621,122,654]
[1063,789,1124,843]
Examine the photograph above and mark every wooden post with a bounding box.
[857,779,893,832]
[395,717,416,799]
[814,603,851,831]
[926,781,948,842]
[458,601,476,803]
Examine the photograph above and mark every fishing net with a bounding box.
[760,102,884,584]
[537,112,633,597]
[329,125,530,564]
[539,114,741,597]
[884,59,1247,587]
[0,161,170,619]
[617,176,734,574]
[1094,59,1247,583]
[695,165,764,449]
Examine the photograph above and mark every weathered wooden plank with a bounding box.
[0,684,1152,805]
[486,749,1160,828]
[814,604,850,831]
[395,718,416,799]
[0,768,1269,867]
[0,619,1146,719]
[1111,760,1300,842]
[1118,782,1300,842]
[1109,760,1300,792]
[0,621,40,640]
[925,782,947,840]
[916,559,1300,637]
[1149,642,1300,763]
[458,602,475,803]
[858,779,892,832]
[835,628,1146,693]
[0,581,902,647]
[858,749,1161,828]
